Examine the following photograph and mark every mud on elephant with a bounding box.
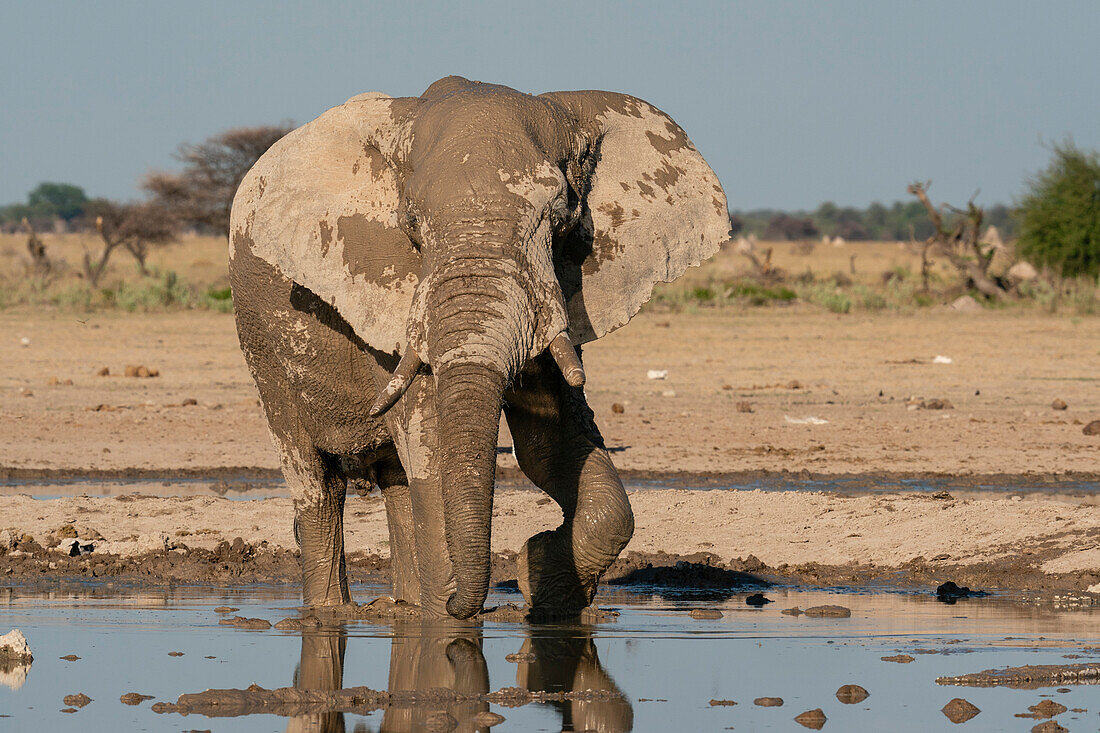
[229,76,730,618]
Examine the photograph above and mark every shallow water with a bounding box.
[3,474,1099,502]
[2,583,1098,731]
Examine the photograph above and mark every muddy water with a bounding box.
[2,584,1098,731]
[4,473,1099,501]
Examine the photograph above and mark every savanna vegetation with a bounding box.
[2,133,1098,316]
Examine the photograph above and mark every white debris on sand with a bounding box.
[784,416,828,425]
[949,295,982,313]
[933,355,953,364]
[647,369,669,380]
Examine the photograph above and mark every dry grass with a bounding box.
[2,231,1096,315]
[0,232,232,311]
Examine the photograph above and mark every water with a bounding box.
[2,583,1098,731]
[3,474,1098,502]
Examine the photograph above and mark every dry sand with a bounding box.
[2,306,1098,476]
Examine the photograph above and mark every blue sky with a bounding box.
[2,1,1098,210]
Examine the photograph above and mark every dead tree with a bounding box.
[81,201,177,285]
[144,124,291,237]
[907,182,1008,300]
[22,217,52,278]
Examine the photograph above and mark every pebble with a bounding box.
[689,608,724,619]
[881,654,914,663]
[1051,398,1067,410]
[794,708,827,729]
[120,692,154,705]
[1084,420,1100,436]
[63,693,92,708]
[473,711,506,726]
[941,697,981,723]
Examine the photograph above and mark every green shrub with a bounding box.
[112,269,193,310]
[691,286,715,301]
[797,282,851,313]
[1017,140,1100,278]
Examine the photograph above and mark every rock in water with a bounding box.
[794,708,827,729]
[63,692,92,708]
[120,692,154,705]
[473,711,506,726]
[745,593,771,606]
[936,581,987,601]
[689,608,724,619]
[941,698,981,723]
[0,630,32,663]
[804,605,851,617]
[1030,722,1068,733]
[754,697,784,707]
[836,684,869,703]
[1026,699,1067,719]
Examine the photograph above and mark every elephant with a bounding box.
[229,75,730,619]
[285,621,632,733]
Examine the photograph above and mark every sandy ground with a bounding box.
[1,306,1098,476]
[2,304,1099,590]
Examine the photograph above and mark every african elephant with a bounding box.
[229,75,730,619]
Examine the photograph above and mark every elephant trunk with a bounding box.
[428,266,530,619]
[436,360,505,619]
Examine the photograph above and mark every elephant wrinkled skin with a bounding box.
[229,76,730,619]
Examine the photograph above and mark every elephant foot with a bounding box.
[517,529,595,615]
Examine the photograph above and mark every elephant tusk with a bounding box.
[548,331,586,388]
[369,349,423,417]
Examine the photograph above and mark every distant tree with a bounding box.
[80,199,178,285]
[1,182,89,230]
[729,212,745,236]
[27,182,89,222]
[144,124,292,237]
[833,220,870,241]
[763,213,818,241]
[1016,140,1100,279]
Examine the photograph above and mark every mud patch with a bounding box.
[151,682,624,718]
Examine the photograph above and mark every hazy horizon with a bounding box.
[3,1,1098,211]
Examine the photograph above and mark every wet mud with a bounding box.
[937,663,1100,689]
[4,531,1098,605]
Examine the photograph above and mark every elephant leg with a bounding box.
[275,427,351,607]
[287,630,347,733]
[376,455,420,603]
[504,353,634,613]
[371,358,455,617]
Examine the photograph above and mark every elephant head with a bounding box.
[231,76,730,618]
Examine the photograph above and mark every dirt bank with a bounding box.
[3,489,1099,595]
[2,307,1099,477]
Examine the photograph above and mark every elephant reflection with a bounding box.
[286,623,632,733]
[514,628,634,733]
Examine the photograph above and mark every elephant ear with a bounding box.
[230,93,421,354]
[541,91,731,343]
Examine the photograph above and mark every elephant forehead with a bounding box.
[498,161,564,208]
